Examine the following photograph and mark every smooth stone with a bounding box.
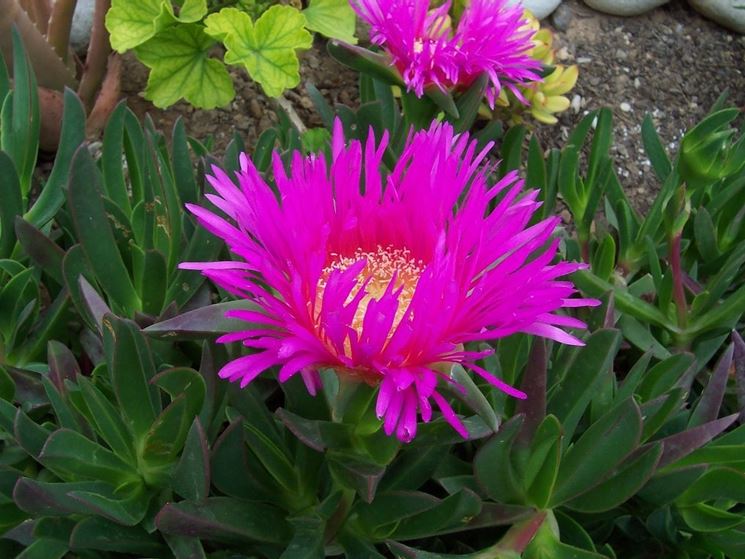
[551,2,573,30]
[70,0,96,53]
[507,0,563,20]
[583,0,669,16]
[689,0,745,34]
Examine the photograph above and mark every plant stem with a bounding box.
[77,0,111,113]
[18,0,52,35]
[669,232,688,328]
[47,0,77,62]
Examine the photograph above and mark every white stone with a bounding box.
[70,0,96,53]
[583,0,669,16]
[620,102,632,112]
[689,0,745,34]
[506,0,563,19]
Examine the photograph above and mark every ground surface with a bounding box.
[122,0,745,213]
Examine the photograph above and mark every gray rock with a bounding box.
[551,2,573,30]
[689,0,745,34]
[70,0,96,53]
[507,0,563,19]
[583,0,669,16]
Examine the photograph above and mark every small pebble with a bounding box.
[571,94,582,113]
[620,102,632,112]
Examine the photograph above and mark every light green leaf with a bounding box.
[303,0,357,44]
[177,0,208,22]
[135,24,235,109]
[106,0,175,52]
[206,6,312,97]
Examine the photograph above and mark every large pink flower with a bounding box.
[351,0,542,106]
[181,121,597,442]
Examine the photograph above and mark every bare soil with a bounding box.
[121,0,745,213]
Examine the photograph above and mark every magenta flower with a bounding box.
[181,121,597,442]
[351,0,542,107]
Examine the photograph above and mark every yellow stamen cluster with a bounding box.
[318,245,424,335]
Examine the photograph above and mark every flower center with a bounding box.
[318,245,424,335]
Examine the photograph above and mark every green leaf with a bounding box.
[642,114,671,180]
[70,517,165,555]
[0,153,22,258]
[67,148,141,315]
[281,516,325,559]
[14,218,65,285]
[547,329,622,442]
[178,0,208,22]
[303,0,356,44]
[679,502,745,533]
[206,6,312,97]
[26,89,86,228]
[564,444,662,513]
[327,452,385,503]
[551,398,642,506]
[76,375,136,463]
[106,0,175,52]
[2,29,39,195]
[173,418,210,501]
[39,429,140,485]
[67,482,150,526]
[13,478,112,517]
[135,24,234,109]
[678,467,745,506]
[390,489,482,540]
[446,364,499,432]
[524,415,562,509]
[473,416,524,503]
[102,316,161,442]
[14,538,67,559]
[155,497,292,543]
[144,300,263,338]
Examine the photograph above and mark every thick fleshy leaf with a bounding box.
[656,413,739,469]
[14,218,65,285]
[69,517,165,555]
[474,416,524,503]
[524,415,562,509]
[547,329,622,442]
[205,6,312,97]
[13,479,112,517]
[172,418,210,501]
[67,148,141,315]
[155,497,292,543]
[38,429,139,485]
[688,343,733,428]
[103,316,161,442]
[551,398,642,506]
[0,153,22,259]
[280,515,325,559]
[135,24,234,109]
[327,452,385,503]
[144,300,262,338]
[564,444,662,513]
[26,89,86,228]
[389,489,482,540]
